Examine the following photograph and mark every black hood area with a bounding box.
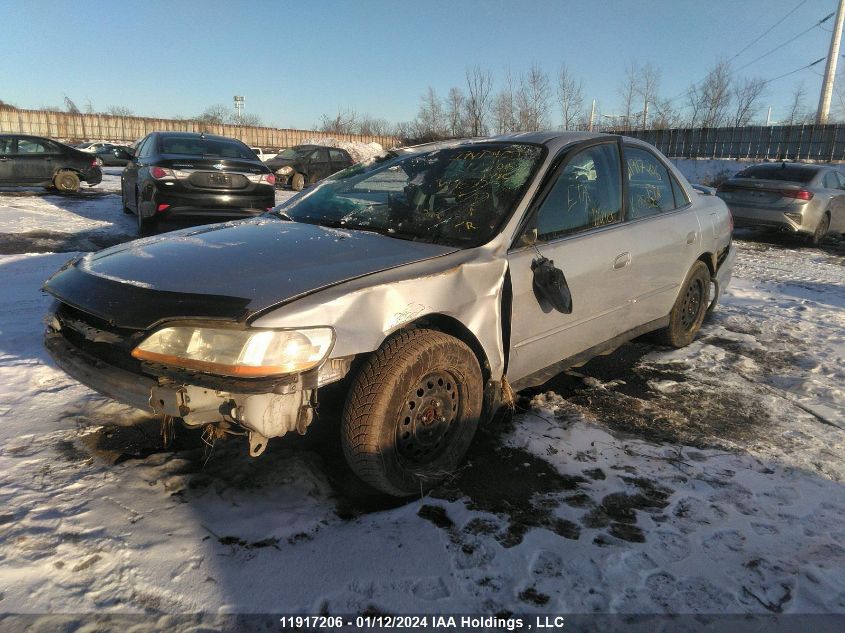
[43,217,456,330]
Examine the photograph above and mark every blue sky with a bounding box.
[0,0,839,128]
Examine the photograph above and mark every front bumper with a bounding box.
[45,318,352,454]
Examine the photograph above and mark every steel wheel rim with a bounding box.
[680,277,704,330]
[396,370,460,465]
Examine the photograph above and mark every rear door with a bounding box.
[621,144,702,325]
[307,148,332,183]
[0,136,14,182]
[14,137,60,183]
[329,148,350,175]
[507,139,636,385]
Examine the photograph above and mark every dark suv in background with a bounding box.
[121,132,276,234]
[0,133,102,192]
[265,144,353,190]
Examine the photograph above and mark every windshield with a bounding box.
[276,143,543,247]
[159,137,256,160]
[736,165,817,183]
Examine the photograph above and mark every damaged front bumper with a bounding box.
[44,328,352,456]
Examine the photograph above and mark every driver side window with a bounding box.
[534,143,622,240]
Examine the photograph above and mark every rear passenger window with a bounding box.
[534,143,622,240]
[671,176,689,207]
[329,149,347,163]
[17,139,51,154]
[625,146,676,219]
[823,171,839,189]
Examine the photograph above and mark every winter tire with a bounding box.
[137,191,157,236]
[655,260,710,348]
[810,213,830,246]
[342,328,483,497]
[53,170,80,193]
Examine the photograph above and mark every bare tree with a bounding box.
[651,97,682,129]
[319,107,359,134]
[617,62,639,131]
[557,64,584,130]
[636,63,660,129]
[238,112,262,127]
[414,86,446,140]
[63,96,80,114]
[699,60,733,128]
[445,87,466,137]
[198,104,231,126]
[786,83,809,125]
[464,65,494,136]
[492,69,517,134]
[359,114,391,136]
[106,105,134,117]
[515,63,551,131]
[731,76,766,127]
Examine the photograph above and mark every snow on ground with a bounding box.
[0,179,844,630]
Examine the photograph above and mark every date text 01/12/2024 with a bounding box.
[278,615,568,630]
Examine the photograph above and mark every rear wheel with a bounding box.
[810,213,830,246]
[121,180,132,213]
[291,172,305,191]
[341,329,483,497]
[53,170,80,193]
[655,261,710,348]
[136,190,157,236]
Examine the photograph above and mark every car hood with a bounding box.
[43,216,457,330]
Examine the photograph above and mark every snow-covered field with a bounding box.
[0,171,844,631]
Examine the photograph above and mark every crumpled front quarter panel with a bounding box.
[251,250,509,379]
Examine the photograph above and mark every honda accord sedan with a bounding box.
[44,132,735,496]
[716,162,845,244]
[121,131,276,234]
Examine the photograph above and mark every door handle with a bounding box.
[686,231,697,244]
[613,252,631,270]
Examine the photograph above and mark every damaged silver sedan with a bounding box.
[43,131,735,496]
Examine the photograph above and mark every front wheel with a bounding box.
[342,329,483,497]
[655,260,711,348]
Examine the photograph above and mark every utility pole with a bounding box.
[766,106,772,126]
[233,95,245,125]
[817,0,845,124]
[588,99,596,132]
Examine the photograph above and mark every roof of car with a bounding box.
[156,131,240,142]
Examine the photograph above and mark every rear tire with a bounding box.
[291,172,305,191]
[810,213,830,246]
[341,328,483,497]
[136,191,157,236]
[655,261,710,348]
[53,170,80,193]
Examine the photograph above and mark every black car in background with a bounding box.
[94,144,134,166]
[265,144,353,190]
[0,133,102,192]
[121,132,276,234]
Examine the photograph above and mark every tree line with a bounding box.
[318,60,840,143]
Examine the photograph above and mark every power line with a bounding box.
[734,11,834,73]
[727,0,808,63]
[761,56,826,85]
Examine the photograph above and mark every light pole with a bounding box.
[233,95,245,125]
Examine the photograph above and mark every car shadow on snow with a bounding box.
[735,229,845,257]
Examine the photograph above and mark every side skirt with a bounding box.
[508,316,670,392]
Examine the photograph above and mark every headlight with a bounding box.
[276,166,293,175]
[131,326,334,377]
